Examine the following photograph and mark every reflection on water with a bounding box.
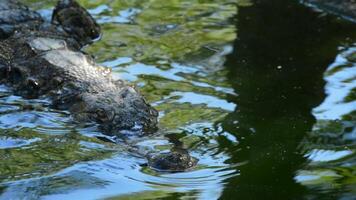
[0,0,355,199]
[296,46,356,199]
[313,48,356,120]
[219,0,356,199]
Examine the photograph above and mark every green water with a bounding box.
[0,0,355,199]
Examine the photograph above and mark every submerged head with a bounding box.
[147,148,198,172]
[71,86,158,134]
[52,0,101,45]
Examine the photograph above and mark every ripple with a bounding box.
[305,149,354,162]
[170,91,236,111]
[313,47,356,120]
[0,137,40,149]
[96,8,141,24]
[0,112,70,129]
[298,46,356,193]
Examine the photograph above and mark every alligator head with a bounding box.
[67,86,159,134]
[24,41,158,134]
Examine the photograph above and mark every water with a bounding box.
[0,0,355,199]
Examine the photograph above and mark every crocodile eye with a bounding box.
[95,108,108,122]
[27,78,40,90]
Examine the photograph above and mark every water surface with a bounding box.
[0,0,355,199]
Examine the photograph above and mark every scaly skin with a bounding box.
[0,0,197,172]
[0,0,43,39]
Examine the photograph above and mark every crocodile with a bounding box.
[0,0,197,172]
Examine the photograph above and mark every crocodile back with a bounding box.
[0,0,43,39]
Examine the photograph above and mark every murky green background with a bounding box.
[0,0,355,199]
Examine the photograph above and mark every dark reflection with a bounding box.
[0,171,109,199]
[219,0,356,199]
[0,186,5,195]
